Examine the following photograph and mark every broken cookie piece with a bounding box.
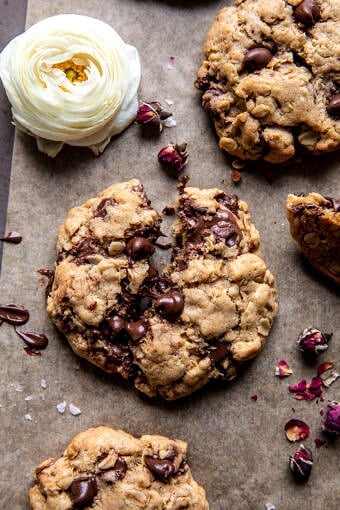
[286,192,340,284]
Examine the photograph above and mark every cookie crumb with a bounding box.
[231,169,242,183]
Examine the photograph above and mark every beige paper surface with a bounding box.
[0,1,339,508]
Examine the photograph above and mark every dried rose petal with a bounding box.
[285,419,310,442]
[288,376,323,401]
[289,444,313,480]
[317,360,335,376]
[250,394,258,401]
[297,327,332,355]
[158,142,188,175]
[322,401,340,436]
[314,437,325,448]
[275,359,293,378]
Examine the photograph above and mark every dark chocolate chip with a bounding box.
[126,237,155,260]
[326,94,340,119]
[0,231,22,244]
[125,319,148,341]
[145,456,175,483]
[208,342,229,364]
[70,476,98,508]
[106,316,126,338]
[15,328,48,353]
[0,304,29,326]
[294,0,321,26]
[70,238,97,263]
[243,47,273,72]
[154,291,184,322]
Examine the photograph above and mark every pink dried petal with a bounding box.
[250,394,258,401]
[317,361,335,376]
[285,419,310,442]
[288,376,323,401]
[314,437,325,448]
[275,359,293,377]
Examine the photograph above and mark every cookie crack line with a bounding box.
[44,179,278,400]
[196,0,340,164]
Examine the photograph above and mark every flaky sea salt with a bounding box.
[265,504,276,510]
[40,378,47,389]
[24,395,32,401]
[69,404,81,416]
[56,401,67,414]
[24,414,32,421]
[164,116,177,128]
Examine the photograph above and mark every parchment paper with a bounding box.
[0,1,339,508]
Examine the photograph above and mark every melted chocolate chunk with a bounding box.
[132,184,151,207]
[181,204,242,249]
[326,94,340,119]
[70,238,97,263]
[215,192,239,213]
[126,237,155,260]
[113,456,128,480]
[208,342,229,364]
[294,0,321,26]
[325,196,340,212]
[243,47,273,72]
[70,477,98,508]
[154,291,184,322]
[125,319,148,342]
[94,198,117,218]
[0,304,29,326]
[145,456,175,483]
[0,231,22,244]
[162,205,175,216]
[15,328,48,355]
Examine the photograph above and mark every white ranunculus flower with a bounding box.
[0,14,141,157]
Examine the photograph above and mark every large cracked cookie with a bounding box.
[46,179,278,399]
[29,426,209,509]
[286,192,340,284]
[196,0,340,164]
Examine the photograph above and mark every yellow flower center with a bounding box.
[52,59,88,83]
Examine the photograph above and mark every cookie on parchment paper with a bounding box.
[196,0,340,164]
[29,426,209,509]
[286,192,340,284]
[46,180,278,400]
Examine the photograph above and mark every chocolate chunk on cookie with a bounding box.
[286,192,340,284]
[196,0,340,163]
[29,426,209,509]
[46,181,278,399]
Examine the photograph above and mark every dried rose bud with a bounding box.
[158,142,188,175]
[136,101,172,132]
[322,401,340,436]
[297,327,332,355]
[285,419,310,442]
[289,444,313,481]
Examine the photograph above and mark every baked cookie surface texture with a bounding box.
[196,0,340,163]
[286,192,340,284]
[29,426,209,509]
[47,180,278,400]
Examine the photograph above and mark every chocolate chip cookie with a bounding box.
[196,0,340,164]
[286,192,340,284]
[46,180,278,399]
[29,426,209,509]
